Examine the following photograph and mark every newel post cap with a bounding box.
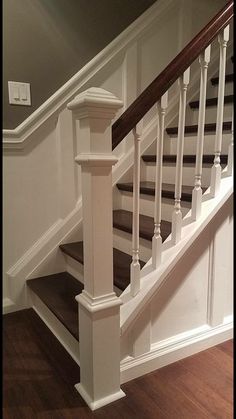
[67,87,123,119]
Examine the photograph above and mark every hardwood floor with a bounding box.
[3,309,233,418]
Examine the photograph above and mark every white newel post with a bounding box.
[67,88,125,410]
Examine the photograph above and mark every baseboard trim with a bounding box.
[75,383,125,411]
[3,298,16,314]
[120,316,233,384]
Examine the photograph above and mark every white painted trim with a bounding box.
[29,290,80,366]
[7,220,63,278]
[3,298,16,314]
[7,201,82,280]
[120,316,233,384]
[120,175,233,334]
[75,383,125,411]
[76,290,122,312]
[2,0,174,150]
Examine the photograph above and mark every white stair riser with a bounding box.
[113,228,152,263]
[120,191,190,221]
[63,254,84,283]
[168,132,231,155]
[145,163,212,187]
[64,254,122,296]
[188,103,233,125]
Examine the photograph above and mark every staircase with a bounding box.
[27,53,233,333]
[26,1,233,411]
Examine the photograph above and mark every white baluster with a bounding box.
[210,25,229,196]
[192,46,211,220]
[227,108,234,176]
[172,68,190,244]
[130,122,142,296]
[152,92,168,269]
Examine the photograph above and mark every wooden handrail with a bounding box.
[112,0,233,149]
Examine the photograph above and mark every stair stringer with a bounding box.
[119,173,233,383]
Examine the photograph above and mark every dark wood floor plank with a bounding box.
[217,339,234,357]
[178,345,233,404]
[3,310,233,418]
[155,360,232,418]
[136,371,208,419]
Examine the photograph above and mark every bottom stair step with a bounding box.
[59,243,145,291]
[27,272,82,341]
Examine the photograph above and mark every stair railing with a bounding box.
[112,0,233,292]
[67,0,233,410]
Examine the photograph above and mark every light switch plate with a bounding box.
[8,81,31,106]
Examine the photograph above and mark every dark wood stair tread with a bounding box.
[113,209,171,242]
[116,181,204,203]
[211,73,233,85]
[166,121,232,136]
[27,272,83,341]
[60,243,145,291]
[60,242,84,264]
[189,95,233,109]
[142,154,228,165]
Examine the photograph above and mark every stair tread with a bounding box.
[27,272,82,341]
[166,121,232,136]
[113,209,171,242]
[60,243,145,291]
[116,181,205,203]
[142,154,228,165]
[189,94,233,109]
[211,73,233,85]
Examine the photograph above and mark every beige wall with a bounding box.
[3,0,156,129]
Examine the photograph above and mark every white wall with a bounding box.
[121,195,233,364]
[3,0,229,308]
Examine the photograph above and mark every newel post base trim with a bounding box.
[75,383,125,411]
[75,290,125,410]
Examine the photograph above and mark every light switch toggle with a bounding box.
[8,81,31,106]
